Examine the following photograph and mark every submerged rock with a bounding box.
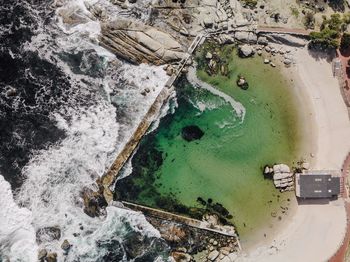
[181,125,204,142]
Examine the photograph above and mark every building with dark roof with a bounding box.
[295,171,341,198]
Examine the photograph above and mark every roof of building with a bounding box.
[296,173,340,198]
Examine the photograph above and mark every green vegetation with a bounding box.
[290,7,299,18]
[304,12,315,29]
[310,28,339,49]
[310,13,350,49]
[341,33,350,50]
[240,0,257,8]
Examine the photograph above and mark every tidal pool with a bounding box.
[116,44,304,245]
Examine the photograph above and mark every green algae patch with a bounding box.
[115,43,304,245]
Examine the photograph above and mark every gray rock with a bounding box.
[208,250,219,261]
[206,52,213,59]
[264,59,270,64]
[238,44,254,57]
[264,166,271,174]
[203,17,214,28]
[270,62,276,67]
[61,239,71,252]
[257,36,268,45]
[257,50,262,56]
[99,19,186,65]
[284,58,292,65]
[218,34,235,44]
[235,32,257,43]
[38,249,47,261]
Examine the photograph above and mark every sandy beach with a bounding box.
[238,47,350,262]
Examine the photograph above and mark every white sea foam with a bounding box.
[147,90,176,134]
[1,0,171,260]
[65,206,161,261]
[0,175,38,262]
[15,97,166,260]
[187,63,246,120]
[109,63,169,148]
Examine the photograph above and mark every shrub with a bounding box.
[290,7,299,18]
[241,0,257,8]
[341,33,350,49]
[304,12,315,29]
[310,28,340,49]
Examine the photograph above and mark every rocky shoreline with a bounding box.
[52,0,316,261]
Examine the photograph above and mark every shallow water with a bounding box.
[116,46,303,243]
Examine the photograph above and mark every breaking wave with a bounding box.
[187,63,246,120]
[0,0,170,261]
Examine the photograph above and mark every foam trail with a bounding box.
[0,175,38,262]
[187,63,246,120]
[147,90,177,134]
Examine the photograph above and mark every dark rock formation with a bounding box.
[61,239,71,253]
[46,253,57,262]
[81,184,107,217]
[36,227,61,244]
[181,125,204,141]
[38,249,47,261]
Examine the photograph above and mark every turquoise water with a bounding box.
[116,45,303,243]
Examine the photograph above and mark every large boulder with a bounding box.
[257,36,268,45]
[99,19,187,65]
[238,44,254,58]
[234,31,257,43]
[61,239,71,253]
[171,251,192,262]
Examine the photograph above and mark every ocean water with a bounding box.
[0,0,170,261]
[116,47,302,246]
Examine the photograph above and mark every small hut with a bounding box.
[295,171,341,198]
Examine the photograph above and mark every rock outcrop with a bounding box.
[264,164,294,192]
[238,44,254,57]
[36,227,61,244]
[99,19,187,65]
[263,34,307,47]
[234,31,257,43]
